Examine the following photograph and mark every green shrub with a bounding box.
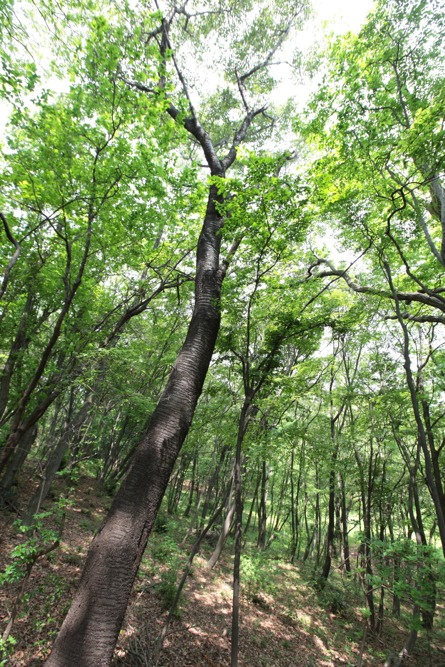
[0,636,16,667]
[151,535,184,613]
[240,552,276,600]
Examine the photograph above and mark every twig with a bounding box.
[2,512,66,642]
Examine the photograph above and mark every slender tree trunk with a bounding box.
[385,262,445,555]
[376,464,387,636]
[320,448,337,583]
[207,474,236,569]
[408,471,436,630]
[99,414,131,483]
[355,439,376,631]
[314,465,322,566]
[184,450,198,518]
[269,466,289,544]
[257,459,268,549]
[200,442,230,524]
[320,362,346,585]
[302,491,314,562]
[339,474,351,573]
[24,396,93,523]
[392,553,401,617]
[231,398,250,667]
[244,470,260,540]
[167,452,189,514]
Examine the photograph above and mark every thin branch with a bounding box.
[386,188,445,306]
[238,20,295,85]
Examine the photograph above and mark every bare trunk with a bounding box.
[207,474,235,569]
[231,399,249,667]
[257,459,268,548]
[339,474,351,573]
[45,185,225,667]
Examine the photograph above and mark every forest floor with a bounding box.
[1,475,445,667]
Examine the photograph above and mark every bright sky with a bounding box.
[268,0,375,109]
[311,0,375,33]
[297,0,376,61]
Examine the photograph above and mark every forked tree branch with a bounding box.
[309,255,445,319]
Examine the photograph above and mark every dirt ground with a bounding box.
[1,475,444,666]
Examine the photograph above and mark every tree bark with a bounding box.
[257,459,268,548]
[207,471,236,569]
[231,398,250,667]
[45,183,225,666]
[339,473,351,573]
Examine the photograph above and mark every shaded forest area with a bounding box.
[1,0,445,665]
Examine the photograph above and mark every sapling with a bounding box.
[1,498,69,644]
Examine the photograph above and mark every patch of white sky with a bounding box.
[308,0,374,40]
[1,0,375,265]
[272,0,376,267]
[276,0,375,106]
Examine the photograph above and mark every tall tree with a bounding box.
[43,2,309,664]
[300,0,445,553]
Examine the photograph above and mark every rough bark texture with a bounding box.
[45,186,225,666]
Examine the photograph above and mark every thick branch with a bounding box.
[385,312,445,325]
[310,257,445,318]
[222,106,267,171]
[122,77,222,173]
[0,212,21,300]
[431,177,445,261]
[410,190,445,267]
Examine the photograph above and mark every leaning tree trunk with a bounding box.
[44,183,226,666]
[44,2,281,656]
[207,471,236,569]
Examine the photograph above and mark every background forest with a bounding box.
[1,0,445,665]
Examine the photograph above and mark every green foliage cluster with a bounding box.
[150,533,185,613]
[0,635,16,667]
[1,501,68,586]
[240,551,276,600]
[371,538,444,617]
[1,0,445,663]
